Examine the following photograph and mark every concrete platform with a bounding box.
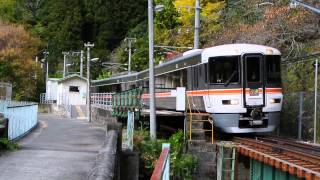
[0,113,106,180]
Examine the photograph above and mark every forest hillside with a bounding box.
[0,0,319,99]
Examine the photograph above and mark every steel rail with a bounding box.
[258,136,320,156]
[237,145,320,178]
[233,137,320,167]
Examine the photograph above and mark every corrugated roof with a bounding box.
[58,74,87,83]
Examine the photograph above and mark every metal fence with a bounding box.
[0,100,38,140]
[39,93,55,104]
[91,93,114,111]
[280,53,320,143]
[280,92,320,143]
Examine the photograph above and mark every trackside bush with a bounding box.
[134,129,197,179]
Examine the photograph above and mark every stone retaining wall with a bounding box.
[91,107,120,131]
[88,130,120,180]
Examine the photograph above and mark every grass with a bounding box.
[0,138,19,151]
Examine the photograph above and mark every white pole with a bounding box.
[84,42,94,123]
[125,38,136,74]
[35,56,38,79]
[44,51,49,81]
[128,40,132,74]
[148,0,156,140]
[80,50,84,77]
[194,0,200,49]
[63,52,67,78]
[46,60,48,81]
[314,59,318,144]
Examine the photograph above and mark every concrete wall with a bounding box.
[88,130,120,180]
[91,107,118,129]
[38,104,54,113]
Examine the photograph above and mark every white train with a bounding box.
[93,44,283,133]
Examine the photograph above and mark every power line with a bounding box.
[291,0,320,14]
[282,52,320,64]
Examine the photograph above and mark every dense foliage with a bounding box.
[0,20,43,101]
[134,129,197,179]
[0,0,319,100]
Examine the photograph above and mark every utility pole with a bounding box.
[314,59,318,144]
[194,0,200,49]
[35,56,38,79]
[84,42,94,123]
[80,50,84,77]
[43,51,49,82]
[125,38,136,74]
[148,0,156,140]
[62,52,69,78]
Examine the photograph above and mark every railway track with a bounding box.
[233,136,320,180]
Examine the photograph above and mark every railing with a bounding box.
[0,100,38,140]
[112,87,177,118]
[112,88,143,117]
[40,93,54,104]
[151,143,171,180]
[91,92,114,111]
[217,141,236,180]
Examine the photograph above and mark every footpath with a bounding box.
[0,113,105,180]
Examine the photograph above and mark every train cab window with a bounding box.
[209,56,239,84]
[246,57,261,83]
[266,55,281,84]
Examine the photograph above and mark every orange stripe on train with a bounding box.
[187,88,282,96]
[141,88,282,98]
[141,92,172,99]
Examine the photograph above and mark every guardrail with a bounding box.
[151,143,171,180]
[0,100,38,140]
[91,92,114,111]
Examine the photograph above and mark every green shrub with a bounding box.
[0,138,19,151]
[134,129,197,179]
[173,154,198,180]
[168,130,197,180]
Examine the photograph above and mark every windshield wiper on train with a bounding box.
[224,70,237,87]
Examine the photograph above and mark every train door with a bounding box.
[243,54,265,107]
[202,63,212,109]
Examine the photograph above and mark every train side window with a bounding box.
[209,56,239,84]
[194,66,199,89]
[204,63,208,84]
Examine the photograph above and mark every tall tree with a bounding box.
[0,20,43,101]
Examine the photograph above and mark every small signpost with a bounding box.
[126,111,135,151]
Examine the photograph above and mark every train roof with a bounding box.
[92,44,281,87]
[92,48,202,86]
[202,44,281,63]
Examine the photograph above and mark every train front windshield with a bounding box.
[209,55,281,86]
[266,55,281,85]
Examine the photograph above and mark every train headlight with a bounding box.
[270,98,281,104]
[222,99,239,105]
